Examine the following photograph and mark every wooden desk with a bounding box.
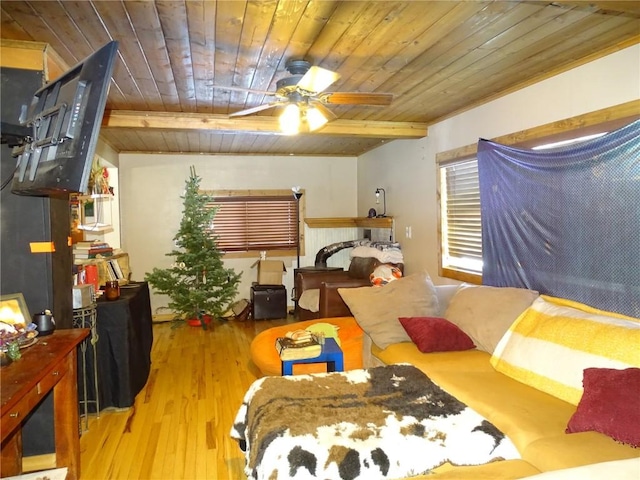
[1,329,89,479]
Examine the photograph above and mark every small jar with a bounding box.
[105,280,120,301]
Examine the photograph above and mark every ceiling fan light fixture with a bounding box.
[279,103,301,135]
[306,107,329,131]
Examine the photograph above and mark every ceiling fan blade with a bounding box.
[309,101,336,120]
[297,66,340,93]
[228,102,284,117]
[319,92,394,106]
[212,85,278,96]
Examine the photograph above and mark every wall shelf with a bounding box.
[305,217,394,229]
[71,193,114,235]
[355,217,394,228]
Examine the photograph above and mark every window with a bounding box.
[531,132,607,150]
[203,190,304,258]
[439,158,482,283]
[436,102,635,283]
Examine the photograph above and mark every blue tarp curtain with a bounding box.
[477,119,640,318]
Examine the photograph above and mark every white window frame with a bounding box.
[439,157,483,282]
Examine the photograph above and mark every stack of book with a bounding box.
[105,258,126,282]
[73,241,113,260]
[275,329,322,361]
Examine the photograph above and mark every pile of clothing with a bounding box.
[350,241,403,265]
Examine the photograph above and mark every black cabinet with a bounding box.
[251,284,287,320]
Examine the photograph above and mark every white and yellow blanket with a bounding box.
[491,295,640,405]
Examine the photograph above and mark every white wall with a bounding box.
[95,139,119,168]
[118,154,358,315]
[358,44,640,284]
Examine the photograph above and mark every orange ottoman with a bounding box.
[250,316,364,376]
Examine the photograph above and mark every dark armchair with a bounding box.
[295,257,403,320]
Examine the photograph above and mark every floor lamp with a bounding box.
[292,188,303,269]
[292,187,303,317]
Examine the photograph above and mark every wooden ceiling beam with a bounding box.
[102,110,428,139]
[0,39,68,80]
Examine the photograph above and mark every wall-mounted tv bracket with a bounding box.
[0,122,31,148]
[14,76,89,184]
[10,40,117,196]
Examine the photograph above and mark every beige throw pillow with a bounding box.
[338,272,439,349]
[444,284,539,353]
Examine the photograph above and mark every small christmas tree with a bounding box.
[145,166,241,329]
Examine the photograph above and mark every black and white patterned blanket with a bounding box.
[231,364,519,480]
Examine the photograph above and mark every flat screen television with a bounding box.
[9,41,118,196]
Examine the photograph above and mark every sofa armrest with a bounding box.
[318,279,371,318]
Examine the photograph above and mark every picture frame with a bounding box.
[0,293,31,325]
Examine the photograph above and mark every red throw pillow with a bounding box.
[398,317,475,353]
[566,367,640,447]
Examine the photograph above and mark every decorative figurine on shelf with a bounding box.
[144,166,241,330]
[87,157,112,195]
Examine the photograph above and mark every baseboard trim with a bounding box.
[152,313,177,323]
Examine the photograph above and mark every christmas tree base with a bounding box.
[187,315,213,327]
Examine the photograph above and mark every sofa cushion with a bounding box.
[420,459,541,479]
[373,343,495,376]
[491,295,640,405]
[566,367,640,447]
[444,284,538,353]
[523,433,640,473]
[399,316,475,353]
[338,271,439,349]
[518,458,640,480]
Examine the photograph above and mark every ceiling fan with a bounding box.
[215,59,393,134]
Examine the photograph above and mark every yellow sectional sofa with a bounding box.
[248,273,640,479]
[346,275,640,478]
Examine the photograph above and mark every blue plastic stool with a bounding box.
[281,337,344,376]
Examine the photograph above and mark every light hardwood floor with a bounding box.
[79,316,294,479]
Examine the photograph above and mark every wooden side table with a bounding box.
[1,329,89,480]
[281,337,344,375]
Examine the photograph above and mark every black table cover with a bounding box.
[93,281,154,409]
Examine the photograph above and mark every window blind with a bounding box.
[440,159,483,274]
[206,196,298,252]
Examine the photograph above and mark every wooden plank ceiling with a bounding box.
[1,1,639,157]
